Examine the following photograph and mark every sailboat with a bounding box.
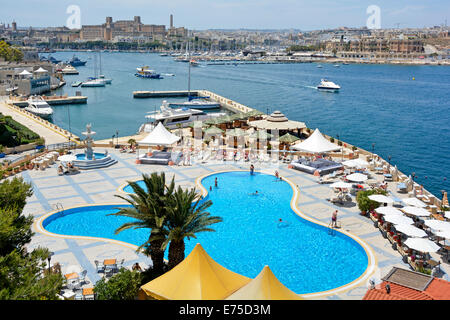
[81,52,105,87]
[168,42,220,110]
[97,51,112,84]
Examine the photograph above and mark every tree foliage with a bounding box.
[0,177,64,300]
[94,268,142,300]
[0,41,23,62]
[356,188,387,213]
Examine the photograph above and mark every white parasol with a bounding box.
[383,215,414,225]
[424,220,450,232]
[401,206,431,217]
[401,197,427,208]
[346,173,368,182]
[329,181,353,189]
[368,194,394,204]
[403,238,441,253]
[394,224,427,238]
[375,207,404,216]
[58,154,77,162]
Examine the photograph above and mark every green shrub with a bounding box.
[94,268,142,300]
[356,189,387,213]
[330,137,335,143]
[352,146,357,151]
[337,141,343,146]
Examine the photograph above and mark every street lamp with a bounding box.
[116,130,119,147]
[111,134,115,146]
[388,155,391,165]
[47,251,54,273]
[371,143,375,160]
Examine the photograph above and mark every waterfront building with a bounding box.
[0,62,54,95]
[80,16,166,41]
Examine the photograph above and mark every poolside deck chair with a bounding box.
[94,260,104,273]
[79,270,87,284]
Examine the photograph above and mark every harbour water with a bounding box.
[46,51,450,197]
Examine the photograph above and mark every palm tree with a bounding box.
[128,138,136,147]
[111,172,175,275]
[163,186,222,269]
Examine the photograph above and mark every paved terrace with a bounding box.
[20,148,449,300]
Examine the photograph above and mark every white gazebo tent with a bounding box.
[34,67,48,73]
[291,128,341,154]
[19,69,32,78]
[137,122,181,147]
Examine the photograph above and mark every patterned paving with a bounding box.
[20,148,447,299]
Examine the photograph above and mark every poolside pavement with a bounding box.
[20,148,450,300]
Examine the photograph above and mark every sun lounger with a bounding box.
[397,182,407,193]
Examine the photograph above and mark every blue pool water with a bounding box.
[46,51,450,197]
[75,152,106,160]
[44,171,368,294]
[122,180,147,194]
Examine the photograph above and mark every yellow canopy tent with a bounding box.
[139,243,251,300]
[225,265,304,300]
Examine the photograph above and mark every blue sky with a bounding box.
[0,0,448,30]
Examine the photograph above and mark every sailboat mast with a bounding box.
[99,51,102,76]
[188,41,191,98]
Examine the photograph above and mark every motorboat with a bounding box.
[24,96,53,119]
[190,59,200,67]
[68,55,87,66]
[41,55,61,64]
[139,100,226,132]
[81,79,105,87]
[168,98,220,110]
[160,53,168,56]
[333,64,340,67]
[60,65,79,74]
[71,81,82,87]
[135,66,162,79]
[317,64,323,68]
[317,79,340,92]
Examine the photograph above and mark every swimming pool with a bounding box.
[42,171,370,294]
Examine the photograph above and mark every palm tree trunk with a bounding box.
[149,238,165,274]
[168,239,185,270]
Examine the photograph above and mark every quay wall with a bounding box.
[4,102,81,144]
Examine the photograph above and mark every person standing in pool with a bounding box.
[250,164,255,175]
[215,177,218,188]
[275,170,279,179]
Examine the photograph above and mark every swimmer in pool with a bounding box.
[209,186,212,191]
[249,190,259,195]
[215,177,218,188]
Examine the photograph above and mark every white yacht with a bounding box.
[168,98,220,110]
[25,96,53,119]
[81,79,105,87]
[139,101,226,132]
[60,65,79,75]
[317,79,341,92]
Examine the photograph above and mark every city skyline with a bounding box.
[0,0,448,31]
